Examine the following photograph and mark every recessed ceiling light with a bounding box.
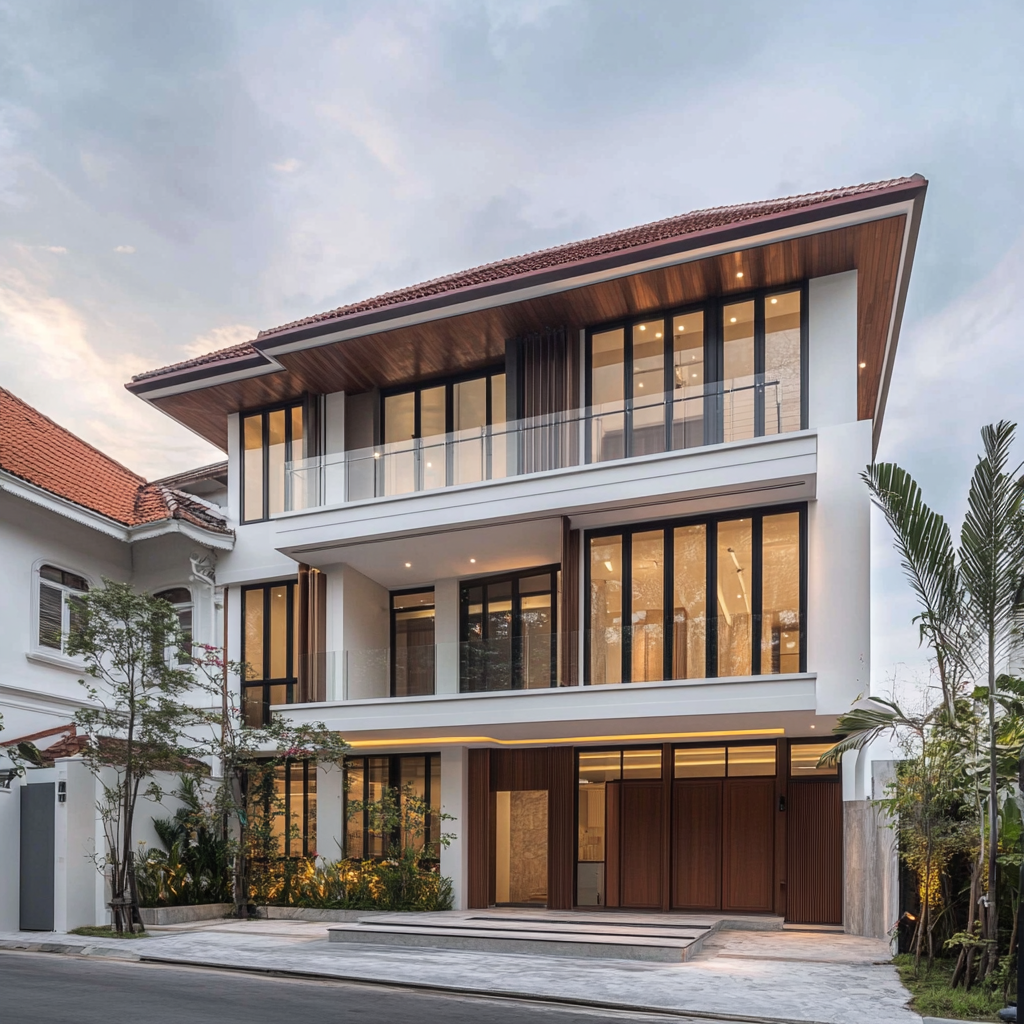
[426,461,432,467]
[655,332,662,338]
[639,324,646,331]
[404,562,412,568]
[638,382,644,388]
[470,558,476,563]
[858,361,867,368]
[604,561,614,572]
[736,271,744,278]
[678,325,684,331]
[810,724,815,729]
[770,298,778,304]
[730,317,737,323]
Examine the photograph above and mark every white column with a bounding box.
[440,746,469,909]
[434,578,459,695]
[316,763,345,862]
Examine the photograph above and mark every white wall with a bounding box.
[808,270,858,429]
[439,745,469,909]
[434,578,459,695]
[0,775,22,930]
[340,565,390,699]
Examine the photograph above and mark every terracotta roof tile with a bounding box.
[130,176,920,384]
[0,388,230,534]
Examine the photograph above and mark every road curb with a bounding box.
[0,938,141,961]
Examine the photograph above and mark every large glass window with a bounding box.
[242,580,297,726]
[37,564,89,652]
[586,290,804,461]
[673,743,777,778]
[344,753,441,860]
[391,590,435,697]
[381,369,506,495]
[460,567,557,692]
[241,402,306,522]
[587,507,804,684]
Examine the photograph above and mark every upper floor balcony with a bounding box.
[282,373,801,514]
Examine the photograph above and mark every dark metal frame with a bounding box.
[389,587,436,697]
[583,284,808,462]
[458,564,560,692]
[582,504,808,686]
[343,752,441,861]
[239,398,312,524]
[380,366,506,491]
[240,579,298,725]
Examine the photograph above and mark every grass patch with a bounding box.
[893,954,1007,1021]
[68,925,150,940]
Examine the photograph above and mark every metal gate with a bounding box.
[20,782,55,931]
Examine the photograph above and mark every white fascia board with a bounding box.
[0,682,93,714]
[130,355,285,402]
[0,469,234,549]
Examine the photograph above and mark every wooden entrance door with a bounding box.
[787,779,842,924]
[721,778,775,913]
[619,781,663,909]
[672,780,722,910]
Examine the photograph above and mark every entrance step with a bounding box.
[327,910,770,962]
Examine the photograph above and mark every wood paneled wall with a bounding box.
[467,748,491,909]
[787,779,843,925]
[547,747,575,911]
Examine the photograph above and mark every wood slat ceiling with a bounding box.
[153,216,905,450]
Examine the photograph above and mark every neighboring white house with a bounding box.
[2,175,926,936]
[0,389,233,931]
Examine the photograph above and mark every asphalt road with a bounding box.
[0,950,731,1024]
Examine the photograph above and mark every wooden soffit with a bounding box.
[152,215,907,450]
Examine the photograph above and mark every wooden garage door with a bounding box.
[620,782,663,909]
[722,778,775,912]
[787,779,842,924]
[672,780,722,910]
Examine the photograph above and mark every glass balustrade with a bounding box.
[280,375,796,512]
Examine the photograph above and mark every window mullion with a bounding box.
[707,520,717,678]
[663,527,673,682]
[754,296,766,437]
[752,515,764,675]
[622,528,632,684]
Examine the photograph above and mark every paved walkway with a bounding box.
[0,920,919,1024]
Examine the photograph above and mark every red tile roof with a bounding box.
[130,176,922,385]
[0,388,230,534]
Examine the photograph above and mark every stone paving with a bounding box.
[0,920,921,1024]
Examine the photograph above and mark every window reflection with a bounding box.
[716,519,752,676]
[673,525,706,679]
[631,531,664,682]
[761,512,800,674]
[589,536,623,684]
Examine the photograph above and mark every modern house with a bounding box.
[3,175,925,937]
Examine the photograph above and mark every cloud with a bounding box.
[113,244,135,253]
[183,323,257,358]
[0,262,222,479]
[272,158,301,173]
[39,245,67,253]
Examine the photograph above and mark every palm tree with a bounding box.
[823,422,1024,981]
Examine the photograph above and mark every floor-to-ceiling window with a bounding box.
[246,758,317,860]
[241,580,297,726]
[586,289,805,462]
[587,507,804,684]
[391,589,435,697]
[343,753,442,859]
[460,566,558,692]
[241,401,306,522]
[381,369,506,495]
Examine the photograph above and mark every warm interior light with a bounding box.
[470,558,476,563]
[639,325,646,331]
[736,271,744,278]
[678,325,684,331]
[655,332,662,338]
[858,361,867,368]
[404,562,412,568]
[373,452,381,459]
[426,461,432,467]
[771,298,778,304]
[638,382,644,388]
[730,317,737,323]
[604,561,614,571]
[347,727,787,749]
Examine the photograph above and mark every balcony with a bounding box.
[281,375,799,513]
[298,612,802,704]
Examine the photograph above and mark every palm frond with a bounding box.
[816,697,911,767]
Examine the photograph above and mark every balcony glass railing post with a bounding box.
[283,377,790,513]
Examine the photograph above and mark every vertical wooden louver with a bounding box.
[296,564,327,703]
[786,780,843,924]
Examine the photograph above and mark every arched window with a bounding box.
[155,587,193,664]
[38,564,89,652]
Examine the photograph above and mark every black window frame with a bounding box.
[240,579,298,726]
[239,397,313,525]
[390,587,436,697]
[584,284,808,460]
[458,564,560,693]
[583,504,807,685]
[343,752,442,861]
[246,757,317,860]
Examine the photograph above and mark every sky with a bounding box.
[1,0,1023,692]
